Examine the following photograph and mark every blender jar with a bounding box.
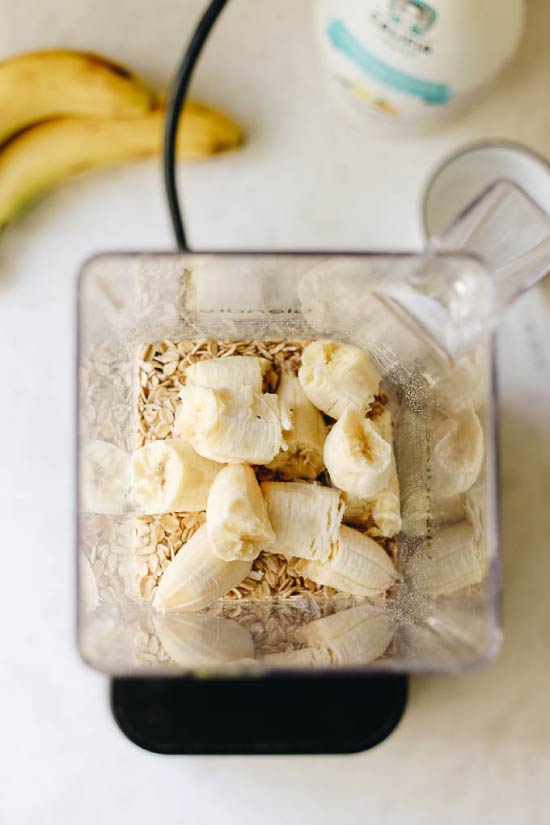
[77,179,550,678]
[77,247,499,676]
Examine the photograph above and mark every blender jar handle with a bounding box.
[428,179,550,314]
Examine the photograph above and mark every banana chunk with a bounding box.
[174,385,291,465]
[431,406,484,496]
[268,372,328,480]
[298,340,380,419]
[295,605,396,666]
[261,481,344,562]
[207,464,275,562]
[185,355,269,393]
[368,410,401,537]
[154,524,252,612]
[131,438,221,515]
[412,522,483,597]
[343,490,402,539]
[296,525,397,597]
[264,605,395,667]
[341,410,402,538]
[324,408,392,498]
[154,612,254,667]
[80,439,130,515]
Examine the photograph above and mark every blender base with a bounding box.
[111,674,408,755]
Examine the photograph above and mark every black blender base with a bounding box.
[111,674,408,755]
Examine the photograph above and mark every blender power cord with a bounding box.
[163,0,229,252]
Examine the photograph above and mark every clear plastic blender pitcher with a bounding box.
[77,179,550,677]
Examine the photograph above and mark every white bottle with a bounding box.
[316,0,525,131]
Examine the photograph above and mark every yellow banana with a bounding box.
[0,102,243,232]
[0,49,155,145]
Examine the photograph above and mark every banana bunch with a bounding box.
[263,604,395,667]
[0,49,243,233]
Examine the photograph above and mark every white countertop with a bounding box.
[1,1,549,823]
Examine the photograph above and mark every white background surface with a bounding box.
[0,1,549,823]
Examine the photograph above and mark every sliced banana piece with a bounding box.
[268,371,327,480]
[261,481,344,562]
[154,524,252,612]
[131,438,221,515]
[207,464,275,562]
[412,522,483,597]
[174,385,291,465]
[296,525,397,597]
[298,339,380,419]
[80,439,130,515]
[431,406,484,496]
[263,606,395,668]
[185,355,269,393]
[324,408,392,498]
[366,409,402,538]
[154,611,254,667]
[339,410,401,537]
[295,604,396,665]
[262,607,396,668]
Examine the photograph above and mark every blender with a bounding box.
[77,0,550,753]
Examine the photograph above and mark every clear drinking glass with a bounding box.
[77,181,550,677]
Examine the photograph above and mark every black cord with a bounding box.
[163,0,230,251]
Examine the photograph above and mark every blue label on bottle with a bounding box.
[327,19,450,104]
